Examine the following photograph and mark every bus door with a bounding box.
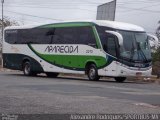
[105,34,119,76]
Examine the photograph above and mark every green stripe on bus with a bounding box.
[38,22,94,28]
[28,44,107,70]
[92,26,102,49]
[40,55,107,69]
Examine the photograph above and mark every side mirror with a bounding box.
[147,34,159,48]
[105,30,123,47]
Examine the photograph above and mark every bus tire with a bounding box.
[46,72,59,78]
[87,64,100,81]
[114,77,126,83]
[23,61,34,76]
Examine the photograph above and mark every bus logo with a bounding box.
[44,45,79,53]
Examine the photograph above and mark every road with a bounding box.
[0,71,160,114]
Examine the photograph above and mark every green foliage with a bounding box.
[152,47,160,63]
[0,16,19,27]
[152,46,160,75]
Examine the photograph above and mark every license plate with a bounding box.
[136,72,142,76]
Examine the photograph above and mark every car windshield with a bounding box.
[117,30,151,62]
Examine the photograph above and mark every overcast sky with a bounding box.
[2,0,160,34]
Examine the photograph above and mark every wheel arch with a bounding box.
[85,60,97,74]
[21,56,44,73]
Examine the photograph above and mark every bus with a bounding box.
[2,20,152,82]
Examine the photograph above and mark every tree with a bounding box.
[152,21,160,76]
[152,46,160,76]
[156,20,160,42]
[152,47,160,63]
[153,20,160,62]
[0,16,18,27]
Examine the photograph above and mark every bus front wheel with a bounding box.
[87,64,100,81]
[114,77,126,83]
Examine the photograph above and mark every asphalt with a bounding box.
[0,71,160,114]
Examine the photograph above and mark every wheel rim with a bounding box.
[24,63,30,75]
[89,67,96,80]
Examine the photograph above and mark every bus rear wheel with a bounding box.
[114,77,126,83]
[46,72,59,78]
[87,64,100,81]
[23,61,35,76]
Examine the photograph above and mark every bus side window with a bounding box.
[76,27,97,48]
[99,32,118,57]
[17,28,52,44]
[52,28,76,44]
[52,35,60,44]
[106,36,117,57]
[32,28,52,44]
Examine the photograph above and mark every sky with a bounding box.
[1,0,160,34]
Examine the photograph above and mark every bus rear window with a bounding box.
[5,30,18,44]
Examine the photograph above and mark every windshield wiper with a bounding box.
[130,41,135,62]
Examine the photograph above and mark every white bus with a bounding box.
[3,20,152,82]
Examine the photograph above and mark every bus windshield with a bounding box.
[96,26,151,63]
[117,30,151,62]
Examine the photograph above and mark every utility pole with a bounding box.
[113,0,117,21]
[1,0,4,39]
[1,0,4,66]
